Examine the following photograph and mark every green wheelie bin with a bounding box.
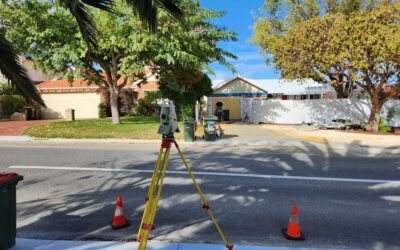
[184,120,196,142]
[0,173,23,250]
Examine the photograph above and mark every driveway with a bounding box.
[219,122,289,141]
[0,120,58,136]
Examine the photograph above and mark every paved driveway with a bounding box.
[219,122,290,141]
[0,120,57,136]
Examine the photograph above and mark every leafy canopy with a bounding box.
[253,0,399,98]
[255,3,400,131]
[0,0,183,106]
[0,0,236,85]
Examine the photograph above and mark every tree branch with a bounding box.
[118,75,129,90]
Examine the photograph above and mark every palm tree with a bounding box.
[0,0,183,107]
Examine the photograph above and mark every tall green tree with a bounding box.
[272,14,356,98]
[158,71,213,119]
[346,5,400,131]
[0,0,183,107]
[253,0,396,98]
[1,0,236,124]
[267,5,400,132]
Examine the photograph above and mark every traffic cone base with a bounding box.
[282,229,305,241]
[112,220,130,230]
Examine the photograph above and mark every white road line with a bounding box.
[9,165,400,184]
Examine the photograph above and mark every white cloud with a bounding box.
[234,62,273,78]
[210,70,233,80]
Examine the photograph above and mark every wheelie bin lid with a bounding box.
[184,120,195,124]
[0,173,23,186]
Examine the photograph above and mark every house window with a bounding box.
[310,94,321,100]
[300,95,307,100]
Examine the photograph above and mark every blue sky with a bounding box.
[200,0,280,80]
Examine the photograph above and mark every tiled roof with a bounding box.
[36,79,98,89]
[36,79,99,93]
[36,77,138,93]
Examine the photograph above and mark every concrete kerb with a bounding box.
[11,238,342,250]
[0,136,398,155]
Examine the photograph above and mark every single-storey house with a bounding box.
[207,76,269,120]
[36,74,160,119]
[207,76,336,120]
[36,79,102,119]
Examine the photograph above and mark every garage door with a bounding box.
[41,92,101,119]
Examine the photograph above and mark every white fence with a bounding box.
[241,98,400,125]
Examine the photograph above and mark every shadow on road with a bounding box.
[14,140,400,249]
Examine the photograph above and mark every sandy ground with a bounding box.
[262,124,400,147]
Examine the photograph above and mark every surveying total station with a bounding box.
[136,101,233,250]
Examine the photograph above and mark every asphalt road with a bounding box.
[0,142,399,249]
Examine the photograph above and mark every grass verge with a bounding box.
[23,116,192,140]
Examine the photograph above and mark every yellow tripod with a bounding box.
[136,137,233,250]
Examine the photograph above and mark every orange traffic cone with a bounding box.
[111,195,129,229]
[282,204,305,240]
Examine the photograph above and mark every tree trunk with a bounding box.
[366,101,383,133]
[333,84,351,99]
[110,88,120,124]
[333,85,344,98]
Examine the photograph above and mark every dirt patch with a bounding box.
[338,130,399,136]
[262,124,400,147]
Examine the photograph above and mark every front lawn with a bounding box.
[24,116,187,140]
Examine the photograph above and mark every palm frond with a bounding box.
[125,0,184,32]
[157,0,184,19]
[59,0,107,49]
[0,29,45,106]
[81,0,114,11]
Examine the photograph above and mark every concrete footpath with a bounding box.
[12,238,338,250]
[0,136,399,155]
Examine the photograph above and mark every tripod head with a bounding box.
[158,100,179,138]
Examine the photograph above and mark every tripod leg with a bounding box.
[136,146,164,241]
[173,141,232,249]
[137,146,171,250]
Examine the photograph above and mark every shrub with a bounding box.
[177,104,194,121]
[118,89,135,116]
[378,119,391,133]
[0,83,19,95]
[135,91,162,116]
[136,100,160,116]
[98,88,135,117]
[1,95,25,117]
[98,103,109,118]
